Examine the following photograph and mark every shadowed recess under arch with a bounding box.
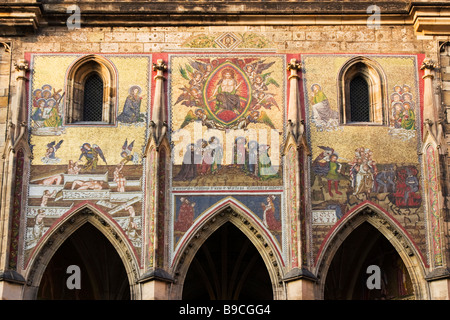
[182,222,273,300]
[324,222,414,300]
[37,223,130,300]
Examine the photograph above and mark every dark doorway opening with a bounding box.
[324,222,414,300]
[182,222,273,300]
[37,223,130,300]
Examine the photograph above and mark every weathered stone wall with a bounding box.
[441,43,450,121]
[0,45,10,146]
[2,22,444,263]
[1,7,450,298]
[5,25,441,56]
[0,45,11,185]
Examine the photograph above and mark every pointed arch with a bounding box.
[169,200,285,300]
[314,202,429,300]
[65,54,118,125]
[22,204,141,300]
[337,56,388,125]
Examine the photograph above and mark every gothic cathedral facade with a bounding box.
[1,0,450,300]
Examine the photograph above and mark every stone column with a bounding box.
[283,58,317,300]
[139,59,173,300]
[286,58,304,144]
[0,59,28,300]
[421,58,450,300]
[150,59,168,148]
[421,58,439,142]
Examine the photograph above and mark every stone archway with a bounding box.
[37,223,130,299]
[182,222,273,300]
[169,205,285,300]
[23,206,141,300]
[315,204,430,300]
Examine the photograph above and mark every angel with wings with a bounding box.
[229,110,276,130]
[46,140,63,159]
[42,140,64,164]
[174,86,203,109]
[244,60,279,90]
[179,62,208,90]
[175,62,206,108]
[79,142,107,171]
[188,59,213,82]
[120,139,135,164]
[251,92,280,111]
[179,108,225,131]
[244,60,273,81]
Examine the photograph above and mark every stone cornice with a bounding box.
[0,2,43,36]
[0,1,450,35]
[39,1,411,27]
[410,2,450,35]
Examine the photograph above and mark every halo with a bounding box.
[36,98,47,106]
[393,102,404,109]
[403,101,412,108]
[129,85,142,95]
[311,83,321,91]
[402,92,413,100]
[254,75,263,82]
[250,110,259,119]
[390,92,401,100]
[221,68,235,78]
[41,89,52,98]
[244,64,254,71]
[41,84,52,91]
[195,108,205,115]
[46,98,57,106]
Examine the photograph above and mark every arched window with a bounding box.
[65,55,117,125]
[82,73,104,122]
[337,57,388,125]
[349,75,370,122]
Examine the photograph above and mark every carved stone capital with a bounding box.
[287,58,302,71]
[420,58,437,71]
[153,59,167,73]
[14,60,29,72]
[14,59,29,81]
